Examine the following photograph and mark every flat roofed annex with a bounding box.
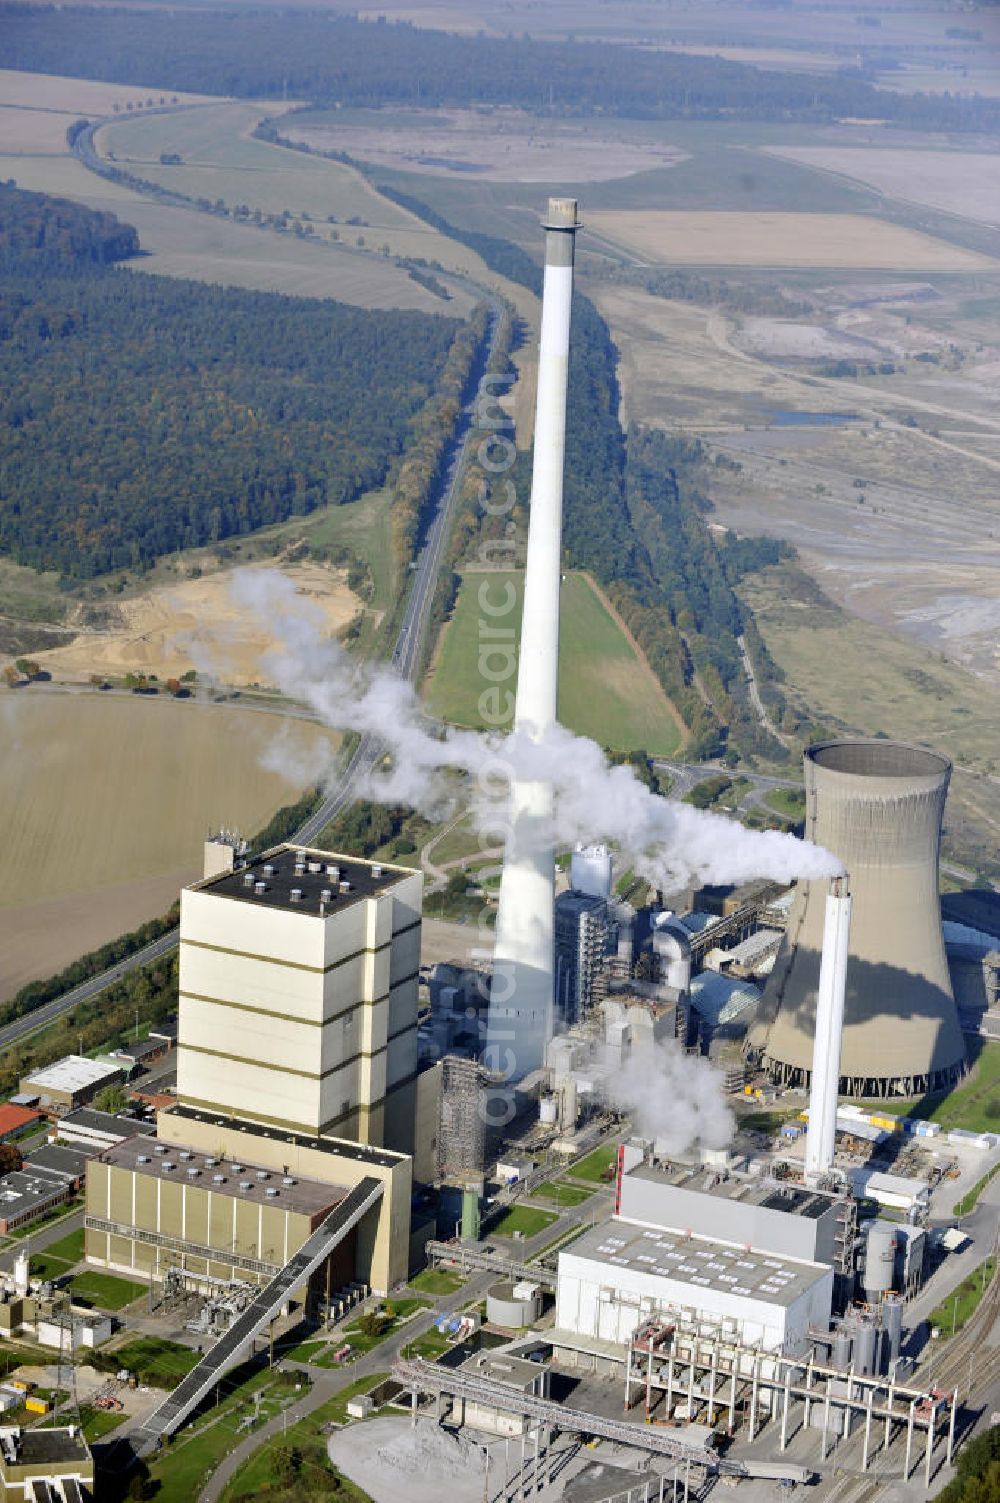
[103,1134,348,1218]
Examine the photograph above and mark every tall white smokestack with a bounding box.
[485,197,579,1085]
[804,874,852,1182]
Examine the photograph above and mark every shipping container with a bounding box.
[25,1397,49,1414]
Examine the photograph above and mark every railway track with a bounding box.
[923,1265,1000,1394]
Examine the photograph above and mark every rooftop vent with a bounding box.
[161,1162,175,1172]
[230,1164,243,1174]
[212,1174,226,1184]
[290,888,303,903]
[137,1154,150,1164]
[263,863,276,877]
[205,1157,216,1167]
[282,1176,296,1187]
[243,872,255,888]
[320,888,332,903]
[254,881,267,896]
[239,1180,252,1192]
[186,1167,200,1178]
[326,864,340,880]
[179,1151,192,1161]
[256,1170,269,1181]
[308,861,322,874]
[371,863,383,878]
[339,880,352,894]
[154,1145,168,1155]
[266,1187,279,1198]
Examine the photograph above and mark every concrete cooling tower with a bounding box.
[749,739,966,1098]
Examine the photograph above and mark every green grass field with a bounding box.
[108,1336,200,1388]
[409,1267,466,1295]
[530,1180,595,1208]
[218,1374,386,1502]
[425,570,682,754]
[567,1144,619,1183]
[930,1258,996,1336]
[490,1205,558,1239]
[24,1228,85,1282]
[98,103,416,229]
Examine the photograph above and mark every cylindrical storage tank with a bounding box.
[750,740,966,1096]
[486,1280,543,1329]
[561,1078,578,1130]
[864,1221,897,1298]
[881,1295,903,1365]
[461,1187,481,1242]
[539,1095,558,1127]
[852,1320,877,1376]
[13,1252,29,1298]
[832,1328,852,1370]
[571,843,612,900]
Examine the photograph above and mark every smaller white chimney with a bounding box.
[13,1251,29,1298]
[804,874,852,1182]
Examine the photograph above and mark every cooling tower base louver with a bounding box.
[748,739,967,1099]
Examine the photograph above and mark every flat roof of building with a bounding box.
[627,1162,838,1222]
[24,1144,91,1181]
[57,1108,150,1140]
[0,1171,70,1217]
[562,1218,828,1308]
[165,1104,407,1170]
[193,844,409,917]
[103,1136,349,1218]
[0,1425,90,1465]
[21,1056,122,1095]
[0,1105,38,1136]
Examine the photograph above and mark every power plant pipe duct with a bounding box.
[804,875,851,1181]
[749,740,966,1096]
[486,198,579,1082]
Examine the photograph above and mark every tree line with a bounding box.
[0,185,467,578]
[3,6,999,133]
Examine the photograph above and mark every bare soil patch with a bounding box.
[31,562,361,686]
[762,147,1000,229]
[287,107,686,183]
[586,211,997,270]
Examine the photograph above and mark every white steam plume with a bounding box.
[605,1042,735,1155]
[232,568,842,891]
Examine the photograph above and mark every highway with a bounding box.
[0,305,500,1055]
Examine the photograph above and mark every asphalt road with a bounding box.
[0,304,500,1056]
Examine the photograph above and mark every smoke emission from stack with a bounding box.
[230,568,842,893]
[606,1041,735,1155]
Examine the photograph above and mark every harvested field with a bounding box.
[0,694,338,998]
[585,211,997,270]
[763,147,1000,228]
[424,568,684,754]
[0,69,211,114]
[286,106,686,183]
[30,562,361,686]
[0,106,85,155]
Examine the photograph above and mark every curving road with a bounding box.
[0,307,500,1055]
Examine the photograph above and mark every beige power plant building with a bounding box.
[749,740,967,1098]
[177,842,422,1151]
[85,843,426,1298]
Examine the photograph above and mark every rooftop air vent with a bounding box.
[282,1176,296,1186]
[137,1154,150,1164]
[154,1145,167,1155]
[239,1180,252,1192]
[230,1164,244,1174]
[290,888,303,903]
[263,863,275,877]
[308,861,322,874]
[205,1157,216,1167]
[186,1167,200,1178]
[243,872,255,888]
[371,863,383,878]
[326,865,340,880]
[256,1170,269,1180]
[161,1162,175,1172]
[254,881,267,895]
[320,888,332,903]
[212,1173,226,1184]
[339,880,352,894]
[266,1187,279,1198]
[179,1150,192,1161]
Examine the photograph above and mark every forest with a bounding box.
[0,180,138,268]
[0,186,464,578]
[2,6,998,134]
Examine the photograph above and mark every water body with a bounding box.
[761,409,861,427]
